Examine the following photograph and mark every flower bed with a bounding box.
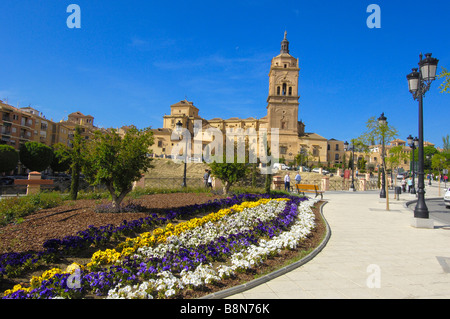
[0,194,259,277]
[2,193,318,299]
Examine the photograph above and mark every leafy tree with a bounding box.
[0,145,19,173]
[431,153,448,173]
[424,145,438,170]
[70,126,84,200]
[82,126,154,210]
[386,145,409,189]
[19,141,53,172]
[442,134,450,153]
[438,67,450,93]
[358,114,398,208]
[359,115,399,147]
[50,143,72,173]
[209,141,248,195]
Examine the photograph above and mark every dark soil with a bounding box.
[0,193,327,299]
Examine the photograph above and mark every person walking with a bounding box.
[203,169,210,188]
[207,171,213,188]
[401,176,406,193]
[407,176,413,193]
[294,172,302,193]
[284,173,291,192]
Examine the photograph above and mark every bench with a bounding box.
[295,184,324,199]
[273,180,293,191]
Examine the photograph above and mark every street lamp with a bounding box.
[406,52,439,219]
[378,113,387,198]
[176,120,188,187]
[406,134,419,194]
[343,141,356,192]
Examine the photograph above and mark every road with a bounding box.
[425,198,450,225]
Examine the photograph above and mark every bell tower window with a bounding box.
[282,83,287,96]
[288,87,292,96]
[277,86,280,95]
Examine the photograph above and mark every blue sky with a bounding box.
[0,0,448,147]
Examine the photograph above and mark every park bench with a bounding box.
[273,180,295,192]
[273,180,284,190]
[295,184,324,199]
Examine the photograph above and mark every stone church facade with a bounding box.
[151,33,329,165]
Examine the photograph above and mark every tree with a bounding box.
[438,67,450,93]
[19,141,53,172]
[359,115,398,210]
[50,143,72,173]
[431,153,448,172]
[82,126,154,210]
[424,145,438,171]
[442,134,450,153]
[70,126,84,200]
[0,145,19,174]
[209,141,248,195]
[386,145,409,190]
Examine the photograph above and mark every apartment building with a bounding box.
[0,100,96,151]
[0,101,36,149]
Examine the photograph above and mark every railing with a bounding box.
[143,177,205,189]
[0,179,106,197]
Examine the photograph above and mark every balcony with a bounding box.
[1,128,12,135]
[2,113,12,122]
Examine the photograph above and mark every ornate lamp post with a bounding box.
[406,134,419,194]
[344,141,356,191]
[378,113,387,198]
[176,120,188,187]
[406,53,439,219]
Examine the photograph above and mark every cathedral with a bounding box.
[150,32,329,164]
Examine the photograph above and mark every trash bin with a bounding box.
[395,186,401,200]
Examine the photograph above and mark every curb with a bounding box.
[199,201,332,299]
[403,197,443,210]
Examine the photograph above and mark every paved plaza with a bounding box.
[226,184,450,299]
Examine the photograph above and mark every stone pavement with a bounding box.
[226,184,450,299]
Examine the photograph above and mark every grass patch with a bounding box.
[0,192,63,226]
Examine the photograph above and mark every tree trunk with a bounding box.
[222,181,231,195]
[70,164,80,200]
[107,182,132,212]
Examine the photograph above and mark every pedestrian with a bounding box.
[294,172,301,193]
[207,170,212,188]
[203,169,210,188]
[284,173,291,192]
[407,176,413,193]
[401,176,406,193]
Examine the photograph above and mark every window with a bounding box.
[288,87,292,96]
[335,154,340,161]
[277,86,280,95]
[284,64,287,68]
[335,144,339,151]
[158,140,163,147]
[282,83,287,96]
[313,148,319,156]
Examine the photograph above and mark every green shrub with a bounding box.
[0,192,63,226]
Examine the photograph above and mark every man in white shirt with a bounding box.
[284,173,291,192]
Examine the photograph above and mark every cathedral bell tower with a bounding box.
[266,32,300,136]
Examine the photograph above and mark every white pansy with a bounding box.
[107,198,318,298]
